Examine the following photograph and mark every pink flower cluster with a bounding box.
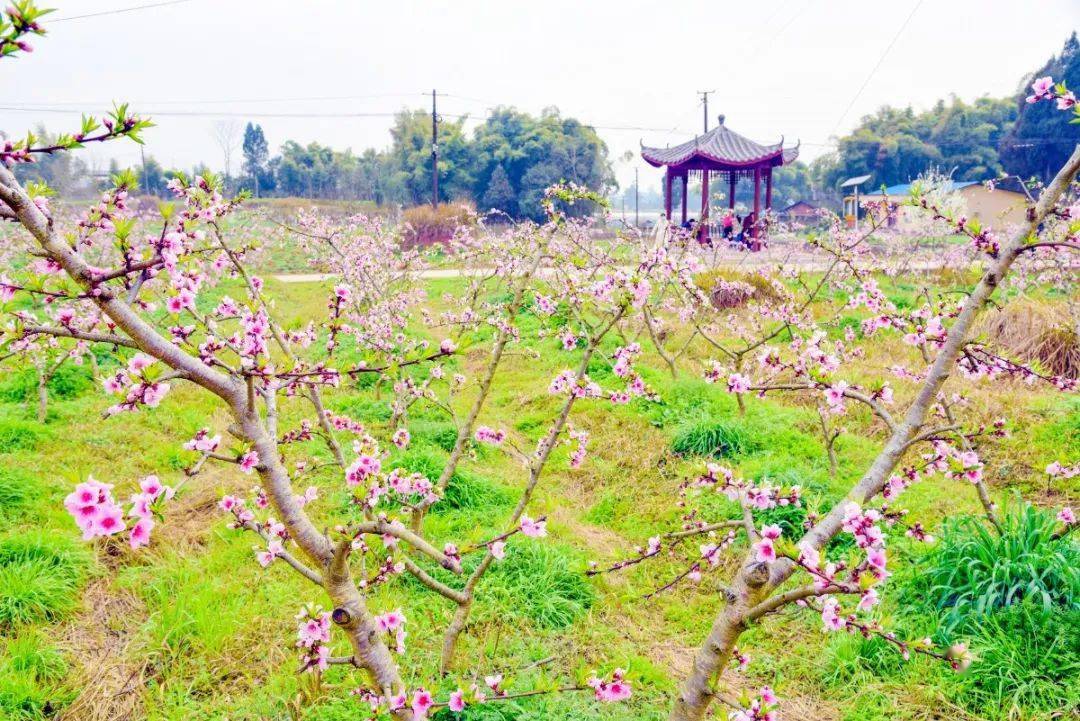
[925,441,983,484]
[102,353,171,416]
[725,372,752,395]
[587,668,632,703]
[295,606,332,673]
[474,425,507,445]
[611,342,641,378]
[1046,461,1079,480]
[822,380,850,415]
[346,453,382,487]
[690,464,802,511]
[728,686,778,721]
[65,474,174,549]
[374,608,407,653]
[534,293,557,315]
[183,427,221,453]
[1025,75,1076,109]
[567,427,590,469]
[548,370,602,398]
[520,514,547,538]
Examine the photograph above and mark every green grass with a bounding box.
[0,630,72,721]
[0,363,96,404]
[0,266,1075,721]
[478,541,595,629]
[0,533,90,627]
[0,414,47,453]
[0,467,42,521]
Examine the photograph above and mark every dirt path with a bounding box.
[271,249,948,284]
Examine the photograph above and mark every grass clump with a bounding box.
[0,416,46,454]
[975,298,1080,379]
[481,542,594,629]
[670,416,759,458]
[0,533,90,627]
[906,502,1080,632]
[437,470,515,514]
[410,420,460,452]
[329,396,391,422]
[821,632,908,687]
[0,467,43,520]
[0,631,72,720]
[947,602,1080,719]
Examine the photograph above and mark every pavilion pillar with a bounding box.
[752,166,761,239]
[765,167,773,210]
[699,170,710,243]
[664,170,672,221]
[681,173,688,224]
[728,173,736,209]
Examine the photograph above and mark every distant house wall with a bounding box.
[958,186,1027,227]
[848,187,1027,232]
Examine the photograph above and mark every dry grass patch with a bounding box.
[975,299,1080,380]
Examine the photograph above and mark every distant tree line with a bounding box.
[229,107,614,222]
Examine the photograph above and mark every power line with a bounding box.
[830,0,925,136]
[52,0,195,23]
[0,103,680,134]
[0,105,467,119]
[6,92,430,107]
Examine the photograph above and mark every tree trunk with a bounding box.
[667,145,1080,721]
[669,563,769,721]
[36,365,47,423]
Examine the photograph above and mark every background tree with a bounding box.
[211,119,242,191]
[471,107,614,221]
[136,154,168,196]
[241,122,271,197]
[388,109,474,205]
[825,97,1015,192]
[480,163,515,216]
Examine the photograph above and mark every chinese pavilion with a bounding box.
[641,115,799,246]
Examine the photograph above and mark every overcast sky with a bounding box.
[3,0,1078,191]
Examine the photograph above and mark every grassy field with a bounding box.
[0,266,1077,721]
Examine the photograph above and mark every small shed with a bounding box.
[779,200,821,222]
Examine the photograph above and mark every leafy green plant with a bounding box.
[948,603,1080,719]
[909,502,1080,632]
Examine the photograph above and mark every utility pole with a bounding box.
[431,89,439,208]
[634,166,639,228]
[698,90,712,133]
[139,144,148,195]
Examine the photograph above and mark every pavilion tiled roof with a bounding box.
[642,121,797,168]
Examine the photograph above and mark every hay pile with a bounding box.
[975,300,1080,380]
